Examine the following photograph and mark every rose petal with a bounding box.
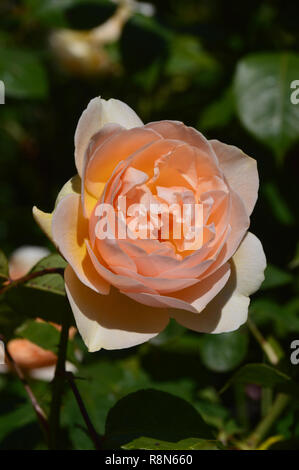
[64,265,169,351]
[52,193,110,294]
[32,206,53,241]
[85,127,162,197]
[145,121,219,166]
[210,140,259,216]
[171,232,266,333]
[32,175,81,242]
[75,97,143,175]
[124,262,231,312]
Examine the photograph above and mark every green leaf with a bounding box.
[166,35,219,79]
[199,330,248,373]
[261,264,292,290]
[0,48,49,99]
[63,358,151,445]
[5,285,73,325]
[199,88,235,131]
[16,319,60,354]
[0,301,24,338]
[0,250,9,280]
[150,319,186,346]
[221,364,299,396]
[234,52,299,160]
[0,404,35,442]
[250,298,299,336]
[104,389,214,449]
[195,400,231,429]
[25,253,67,296]
[122,436,221,450]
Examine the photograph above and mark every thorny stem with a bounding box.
[0,267,65,295]
[66,372,102,450]
[0,335,50,444]
[48,316,70,449]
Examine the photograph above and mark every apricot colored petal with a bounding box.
[75,97,143,175]
[124,262,230,313]
[64,265,169,351]
[171,232,266,333]
[85,127,161,196]
[210,140,259,216]
[52,193,110,294]
[145,120,219,166]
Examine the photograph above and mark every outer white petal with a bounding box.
[75,97,143,175]
[171,232,266,334]
[64,265,169,351]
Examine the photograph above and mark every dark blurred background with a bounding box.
[0,0,298,264]
[1,0,299,450]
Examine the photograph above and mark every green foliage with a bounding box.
[0,0,299,451]
[261,264,293,290]
[16,319,60,353]
[104,389,214,449]
[122,436,221,450]
[199,88,235,131]
[25,254,67,296]
[199,330,249,373]
[234,52,299,161]
[222,364,299,397]
[0,48,49,99]
[5,285,72,326]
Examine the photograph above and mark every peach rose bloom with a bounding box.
[33,98,266,351]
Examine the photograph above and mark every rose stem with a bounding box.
[246,318,290,448]
[48,314,70,449]
[0,267,65,295]
[246,393,289,449]
[0,335,50,444]
[66,371,102,450]
[247,317,280,365]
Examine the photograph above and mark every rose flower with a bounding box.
[33,98,266,351]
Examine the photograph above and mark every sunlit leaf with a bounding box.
[234,52,299,160]
[25,253,67,296]
[122,436,221,450]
